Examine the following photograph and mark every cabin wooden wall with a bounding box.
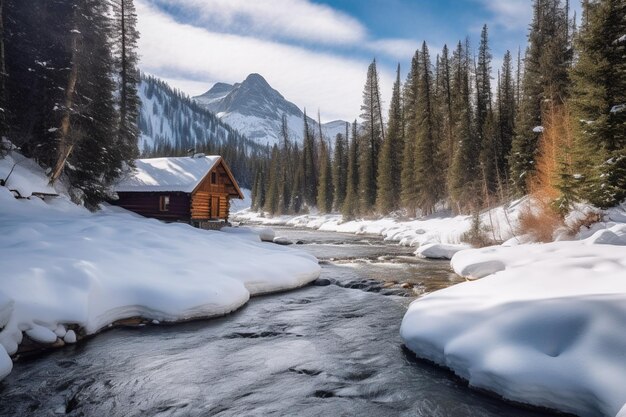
[191,192,230,220]
[191,163,234,221]
[113,192,190,222]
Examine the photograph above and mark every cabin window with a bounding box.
[159,195,170,212]
[211,172,217,184]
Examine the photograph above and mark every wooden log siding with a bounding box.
[191,164,232,221]
[115,192,191,222]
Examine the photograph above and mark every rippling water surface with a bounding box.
[0,228,560,417]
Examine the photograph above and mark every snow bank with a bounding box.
[401,224,626,417]
[414,243,470,260]
[0,150,57,197]
[234,200,523,247]
[0,155,320,382]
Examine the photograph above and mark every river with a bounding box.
[0,228,561,417]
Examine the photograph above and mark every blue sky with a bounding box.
[136,0,581,121]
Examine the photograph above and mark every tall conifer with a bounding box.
[358,59,384,212]
[570,0,626,207]
[376,64,403,213]
[400,50,420,214]
[414,42,444,214]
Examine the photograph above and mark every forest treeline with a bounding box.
[251,0,626,218]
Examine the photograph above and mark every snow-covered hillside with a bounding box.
[138,74,258,156]
[194,73,348,146]
[0,149,320,381]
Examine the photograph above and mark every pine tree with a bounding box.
[342,120,360,218]
[438,45,455,178]
[570,0,626,207]
[264,144,281,215]
[510,0,571,194]
[316,137,333,213]
[496,51,516,182]
[332,128,348,211]
[414,42,444,214]
[65,0,120,206]
[358,59,384,213]
[251,168,262,211]
[111,0,140,164]
[302,109,317,207]
[291,142,305,213]
[400,50,420,214]
[376,64,403,213]
[476,25,498,195]
[280,114,292,213]
[449,40,481,211]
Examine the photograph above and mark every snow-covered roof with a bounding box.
[114,155,222,193]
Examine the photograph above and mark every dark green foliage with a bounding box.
[449,40,481,211]
[496,51,516,181]
[569,0,626,207]
[5,0,72,168]
[302,109,318,207]
[342,120,360,218]
[291,143,305,214]
[358,59,384,213]
[280,114,293,213]
[401,51,420,214]
[510,0,571,194]
[264,145,281,215]
[111,0,140,165]
[332,129,348,211]
[414,43,444,214]
[376,64,403,213]
[476,25,499,195]
[438,45,455,181]
[316,137,333,213]
[65,0,119,206]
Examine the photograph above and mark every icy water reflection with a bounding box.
[0,228,561,417]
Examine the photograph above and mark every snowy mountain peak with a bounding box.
[194,73,347,146]
[196,82,234,105]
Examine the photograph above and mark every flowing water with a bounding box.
[0,228,561,417]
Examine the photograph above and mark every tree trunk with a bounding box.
[50,22,80,184]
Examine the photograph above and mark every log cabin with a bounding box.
[111,154,244,228]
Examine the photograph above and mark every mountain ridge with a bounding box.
[194,73,348,146]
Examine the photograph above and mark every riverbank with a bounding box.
[234,201,621,247]
[0,227,560,417]
[237,207,626,417]
[401,223,626,417]
[0,152,320,381]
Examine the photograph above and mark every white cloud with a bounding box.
[146,0,367,46]
[367,38,421,60]
[477,0,532,30]
[136,0,394,122]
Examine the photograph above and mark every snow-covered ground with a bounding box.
[0,152,320,381]
[234,201,522,248]
[401,224,626,417]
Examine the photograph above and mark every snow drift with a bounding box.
[401,224,626,417]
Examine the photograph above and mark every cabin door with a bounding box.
[210,196,220,219]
